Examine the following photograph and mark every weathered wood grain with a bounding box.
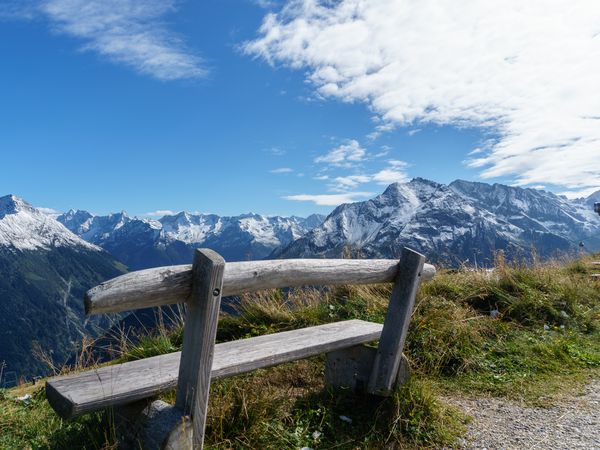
[368,248,425,396]
[85,259,436,314]
[175,249,224,449]
[46,319,383,419]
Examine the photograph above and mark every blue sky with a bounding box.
[1,0,599,217]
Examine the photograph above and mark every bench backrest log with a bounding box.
[81,247,435,449]
[85,256,435,315]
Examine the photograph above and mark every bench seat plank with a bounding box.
[46,319,383,419]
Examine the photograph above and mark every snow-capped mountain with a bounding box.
[0,195,99,252]
[59,209,326,269]
[275,179,600,265]
[586,189,600,206]
[0,195,126,380]
[449,180,599,241]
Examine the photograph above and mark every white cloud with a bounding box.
[372,149,390,158]
[270,167,294,173]
[320,159,412,192]
[144,209,175,217]
[356,160,411,186]
[9,0,205,80]
[0,1,38,20]
[264,146,287,156]
[367,122,396,140]
[37,207,60,217]
[388,160,408,168]
[559,186,600,199]
[372,168,409,185]
[251,0,281,8]
[284,191,375,206]
[314,139,366,167]
[246,0,600,194]
[323,159,411,191]
[332,174,371,190]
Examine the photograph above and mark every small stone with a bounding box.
[339,415,353,424]
[490,309,500,318]
[543,324,550,331]
[312,430,322,440]
[560,310,570,319]
[15,394,31,404]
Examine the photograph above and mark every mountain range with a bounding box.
[275,179,600,265]
[57,210,326,269]
[2,178,600,381]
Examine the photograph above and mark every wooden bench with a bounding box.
[46,247,435,449]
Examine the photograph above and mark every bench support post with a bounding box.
[326,346,411,393]
[368,247,425,396]
[175,249,225,449]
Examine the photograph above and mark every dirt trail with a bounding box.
[449,379,600,449]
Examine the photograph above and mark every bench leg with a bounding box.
[175,249,226,449]
[326,345,411,393]
[368,247,425,396]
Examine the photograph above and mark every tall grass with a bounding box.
[1,255,599,448]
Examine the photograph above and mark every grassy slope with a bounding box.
[1,256,599,449]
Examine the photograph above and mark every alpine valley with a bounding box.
[2,178,600,381]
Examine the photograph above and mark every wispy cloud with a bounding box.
[559,186,600,200]
[270,167,294,173]
[371,160,410,185]
[251,0,281,9]
[264,146,287,156]
[371,168,409,186]
[327,160,410,191]
[284,191,374,206]
[0,1,38,20]
[314,139,366,168]
[333,174,370,190]
[6,0,205,80]
[144,209,175,217]
[246,0,600,194]
[37,206,60,217]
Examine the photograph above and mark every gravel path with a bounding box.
[450,379,600,449]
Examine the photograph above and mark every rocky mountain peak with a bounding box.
[587,189,600,205]
[0,194,36,218]
[0,196,100,252]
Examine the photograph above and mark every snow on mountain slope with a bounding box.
[59,209,326,269]
[276,179,600,265]
[450,180,600,240]
[586,189,600,206]
[0,195,126,380]
[0,195,100,252]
